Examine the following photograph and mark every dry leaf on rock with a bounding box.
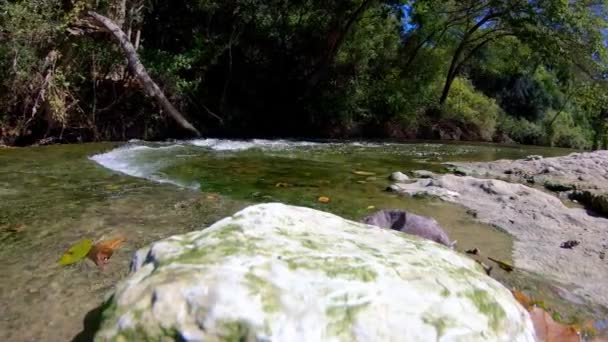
[88,236,126,270]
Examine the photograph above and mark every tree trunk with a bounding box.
[306,0,376,91]
[438,12,501,105]
[87,11,200,136]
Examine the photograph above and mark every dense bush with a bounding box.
[497,115,546,146]
[443,78,499,141]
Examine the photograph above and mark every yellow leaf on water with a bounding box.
[367,205,376,210]
[59,239,94,266]
[318,196,331,203]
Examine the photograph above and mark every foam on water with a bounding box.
[188,138,322,151]
[90,144,200,189]
[90,139,446,189]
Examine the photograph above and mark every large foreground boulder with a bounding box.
[95,203,534,341]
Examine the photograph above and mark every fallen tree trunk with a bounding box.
[87,11,200,136]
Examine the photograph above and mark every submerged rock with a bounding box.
[95,203,534,341]
[390,175,608,308]
[362,209,455,248]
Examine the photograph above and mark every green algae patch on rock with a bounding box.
[95,203,535,341]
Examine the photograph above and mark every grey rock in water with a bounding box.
[389,171,410,182]
[362,209,455,248]
[412,170,436,179]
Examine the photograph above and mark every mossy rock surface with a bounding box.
[95,203,534,341]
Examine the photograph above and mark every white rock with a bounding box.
[389,171,409,182]
[95,203,534,342]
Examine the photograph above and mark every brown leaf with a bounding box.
[318,196,331,204]
[511,289,532,309]
[529,307,580,342]
[87,236,126,270]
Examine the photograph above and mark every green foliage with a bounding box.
[0,0,607,147]
[497,115,545,146]
[545,110,591,149]
[444,78,499,140]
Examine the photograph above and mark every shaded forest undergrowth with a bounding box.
[1,0,608,148]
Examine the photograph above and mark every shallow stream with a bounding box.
[0,139,604,341]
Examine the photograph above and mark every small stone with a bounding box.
[466,248,479,255]
[542,167,556,174]
[525,155,543,161]
[386,184,401,192]
[412,170,435,179]
[389,171,409,182]
[560,240,580,249]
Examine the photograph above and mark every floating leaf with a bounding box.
[88,236,126,270]
[352,170,376,176]
[511,289,532,309]
[488,256,514,272]
[59,239,94,265]
[367,205,376,210]
[318,196,331,203]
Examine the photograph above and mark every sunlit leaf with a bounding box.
[318,196,331,203]
[59,239,93,265]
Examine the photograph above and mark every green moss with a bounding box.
[423,315,453,337]
[465,289,506,331]
[285,256,377,282]
[216,319,255,342]
[326,296,369,339]
[164,234,264,266]
[208,224,244,239]
[112,324,181,342]
[244,272,281,313]
[300,238,320,250]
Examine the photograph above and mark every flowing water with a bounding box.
[0,140,604,341]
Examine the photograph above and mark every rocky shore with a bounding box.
[446,151,608,217]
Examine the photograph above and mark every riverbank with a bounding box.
[390,172,608,309]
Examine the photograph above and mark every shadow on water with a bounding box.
[72,298,112,342]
